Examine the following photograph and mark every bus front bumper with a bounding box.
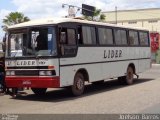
[5,76,60,88]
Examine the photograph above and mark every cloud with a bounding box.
[0,9,11,19]
[103,0,160,11]
[11,0,160,20]
[1,0,160,40]
[12,0,84,19]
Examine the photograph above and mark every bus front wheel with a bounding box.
[31,88,47,95]
[71,73,85,96]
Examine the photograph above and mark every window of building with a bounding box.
[128,21,137,24]
[82,26,96,45]
[98,28,113,45]
[114,29,127,45]
[139,32,149,46]
[128,31,139,45]
[148,20,158,23]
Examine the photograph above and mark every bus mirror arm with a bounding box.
[60,45,65,56]
[60,32,66,44]
[2,33,7,52]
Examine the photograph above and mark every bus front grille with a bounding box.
[15,70,39,76]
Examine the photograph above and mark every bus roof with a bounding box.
[8,17,148,31]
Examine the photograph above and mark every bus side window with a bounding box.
[60,32,67,44]
[67,29,76,45]
[59,28,77,56]
[82,26,97,45]
[60,28,76,45]
[78,26,83,44]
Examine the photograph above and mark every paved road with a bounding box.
[0,64,160,114]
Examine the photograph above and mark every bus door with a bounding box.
[58,23,78,86]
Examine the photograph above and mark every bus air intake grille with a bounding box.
[15,70,39,76]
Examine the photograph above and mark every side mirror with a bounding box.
[2,34,7,52]
[60,32,66,44]
[2,43,5,53]
[3,33,7,42]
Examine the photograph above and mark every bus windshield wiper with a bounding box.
[12,49,19,57]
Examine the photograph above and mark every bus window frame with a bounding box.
[71,23,99,47]
[7,25,59,59]
[97,26,114,46]
[58,23,78,58]
[113,27,128,46]
[138,30,150,47]
[81,25,97,46]
[128,29,140,46]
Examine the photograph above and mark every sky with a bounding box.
[0,0,160,40]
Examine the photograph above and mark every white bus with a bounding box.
[5,18,151,96]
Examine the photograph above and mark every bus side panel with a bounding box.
[59,47,105,86]
[59,46,150,87]
[102,47,139,79]
[59,65,76,87]
[138,47,151,73]
[59,61,103,87]
[138,59,151,73]
[102,60,139,80]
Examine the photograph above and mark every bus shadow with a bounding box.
[14,78,154,102]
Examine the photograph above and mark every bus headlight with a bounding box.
[46,71,52,76]
[6,71,15,76]
[10,71,15,76]
[39,71,53,76]
[6,71,10,76]
[39,71,46,76]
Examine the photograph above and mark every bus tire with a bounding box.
[126,66,134,85]
[31,88,47,95]
[71,72,85,96]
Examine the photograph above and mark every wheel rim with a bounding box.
[128,71,132,80]
[127,67,133,84]
[76,78,84,90]
[72,73,85,96]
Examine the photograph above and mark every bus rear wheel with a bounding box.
[31,88,47,95]
[71,73,85,96]
[126,66,134,85]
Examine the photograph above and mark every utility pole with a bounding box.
[62,4,80,18]
[115,6,117,24]
[62,4,95,18]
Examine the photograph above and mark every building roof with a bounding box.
[102,8,160,22]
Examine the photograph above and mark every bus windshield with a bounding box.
[7,27,57,57]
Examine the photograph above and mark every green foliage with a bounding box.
[2,12,30,31]
[94,9,101,17]
[82,8,106,22]
[100,13,106,21]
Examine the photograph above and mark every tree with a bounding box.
[2,12,30,32]
[83,8,106,21]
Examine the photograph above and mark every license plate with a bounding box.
[22,80,31,85]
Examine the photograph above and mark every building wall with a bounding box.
[103,8,160,33]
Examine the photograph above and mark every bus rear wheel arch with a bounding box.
[118,63,135,85]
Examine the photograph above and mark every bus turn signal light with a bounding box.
[48,65,54,69]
